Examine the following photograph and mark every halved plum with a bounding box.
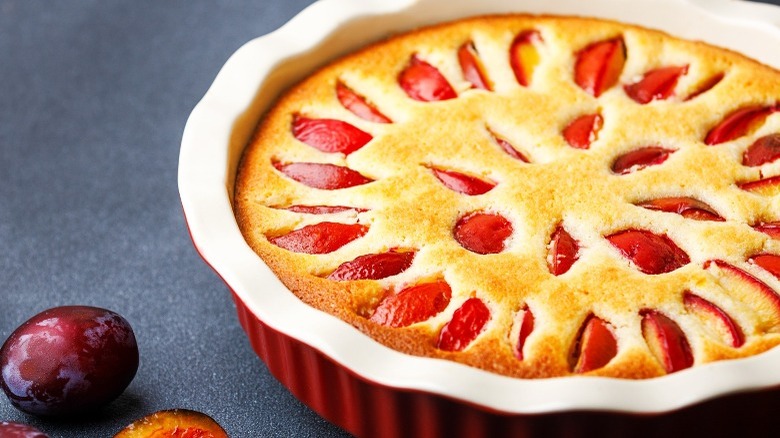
[369,280,452,327]
[704,259,780,329]
[624,65,688,104]
[489,129,530,162]
[328,250,415,281]
[705,105,779,145]
[510,30,543,87]
[458,41,491,90]
[749,254,780,281]
[274,162,373,189]
[437,297,491,352]
[563,113,603,150]
[683,291,744,348]
[399,55,457,102]
[743,133,780,167]
[574,37,626,97]
[336,82,392,123]
[454,212,513,254]
[636,197,724,221]
[548,225,580,275]
[429,167,495,195]
[269,222,367,254]
[611,147,674,175]
[738,175,780,196]
[606,229,690,274]
[114,409,227,438]
[641,309,694,374]
[684,73,724,101]
[292,115,373,155]
[571,315,618,374]
[753,221,780,239]
[281,205,366,215]
[512,306,535,360]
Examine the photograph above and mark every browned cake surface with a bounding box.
[234,14,780,379]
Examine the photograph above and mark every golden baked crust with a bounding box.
[234,14,780,379]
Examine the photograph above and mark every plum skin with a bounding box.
[0,306,139,416]
[0,421,49,438]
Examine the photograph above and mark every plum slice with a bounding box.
[489,130,529,162]
[624,65,688,104]
[611,147,674,175]
[636,197,724,221]
[437,297,491,352]
[0,306,138,416]
[281,205,366,215]
[754,221,780,239]
[454,212,513,254]
[399,55,457,102]
[571,315,618,374]
[563,113,603,150]
[750,254,780,280]
[738,175,780,196]
[512,306,535,360]
[606,229,690,274]
[705,105,779,145]
[458,41,491,90]
[548,225,580,275]
[704,260,780,329]
[683,292,744,348]
[114,409,228,438]
[369,280,452,328]
[269,222,367,254]
[336,82,392,123]
[743,133,780,167]
[510,30,542,87]
[292,115,372,155]
[641,309,694,374]
[430,167,495,195]
[328,250,415,281]
[684,73,724,101]
[274,162,373,189]
[574,37,626,97]
[0,422,48,438]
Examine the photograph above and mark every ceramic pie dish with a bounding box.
[179,0,780,436]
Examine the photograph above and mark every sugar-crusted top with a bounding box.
[235,15,780,379]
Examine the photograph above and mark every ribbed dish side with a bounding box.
[230,290,780,438]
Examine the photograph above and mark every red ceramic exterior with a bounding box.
[230,290,780,438]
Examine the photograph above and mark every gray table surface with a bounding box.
[1,1,779,437]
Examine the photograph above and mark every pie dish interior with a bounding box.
[180,0,780,414]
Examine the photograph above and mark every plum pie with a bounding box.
[234,15,780,379]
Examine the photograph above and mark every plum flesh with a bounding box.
[114,409,227,438]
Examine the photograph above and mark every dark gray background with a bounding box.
[0,1,347,437]
[1,1,778,437]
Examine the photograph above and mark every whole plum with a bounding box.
[0,306,139,416]
[0,421,49,438]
